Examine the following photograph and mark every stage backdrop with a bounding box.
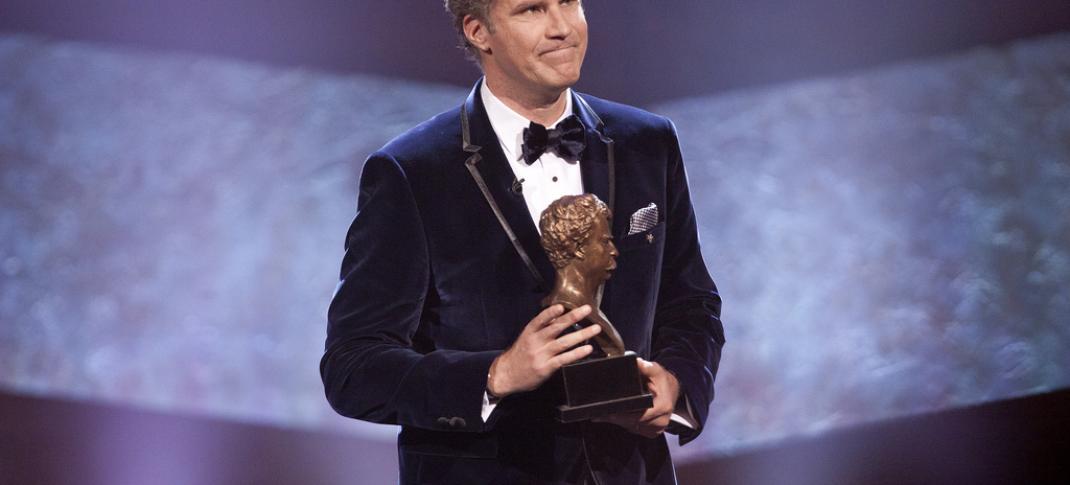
[1,32,1068,461]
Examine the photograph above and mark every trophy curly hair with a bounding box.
[442,0,494,63]
[540,194,611,269]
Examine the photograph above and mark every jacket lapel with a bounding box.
[573,92,623,309]
[574,92,621,237]
[463,81,555,290]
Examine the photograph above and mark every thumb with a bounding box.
[636,357,656,376]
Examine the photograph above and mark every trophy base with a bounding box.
[557,394,654,423]
[555,352,654,423]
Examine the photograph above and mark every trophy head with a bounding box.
[540,194,618,285]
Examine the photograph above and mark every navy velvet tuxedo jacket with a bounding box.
[322,81,724,484]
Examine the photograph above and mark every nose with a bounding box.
[609,241,618,257]
[546,5,573,39]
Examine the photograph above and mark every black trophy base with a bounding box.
[556,353,653,423]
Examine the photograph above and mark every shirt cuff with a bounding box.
[668,391,698,429]
[481,391,500,423]
[484,392,694,428]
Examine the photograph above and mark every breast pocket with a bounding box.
[616,221,666,253]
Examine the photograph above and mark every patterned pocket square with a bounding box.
[628,203,659,235]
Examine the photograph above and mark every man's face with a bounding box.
[477,0,588,97]
[575,213,617,283]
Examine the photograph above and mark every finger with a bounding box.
[550,324,601,353]
[638,418,670,439]
[569,301,594,321]
[640,405,672,424]
[537,305,592,337]
[529,304,566,330]
[557,304,592,325]
[635,358,657,377]
[640,392,674,423]
[549,343,594,368]
[639,384,672,421]
[626,418,665,439]
[538,317,581,339]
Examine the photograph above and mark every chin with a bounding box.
[537,65,582,89]
[558,66,582,84]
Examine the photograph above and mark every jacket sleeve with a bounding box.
[650,118,726,446]
[320,153,499,433]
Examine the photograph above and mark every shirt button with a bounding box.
[552,176,558,182]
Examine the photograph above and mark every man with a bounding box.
[321,0,724,483]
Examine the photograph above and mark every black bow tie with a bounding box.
[521,114,586,165]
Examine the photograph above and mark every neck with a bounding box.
[545,266,603,308]
[484,76,568,126]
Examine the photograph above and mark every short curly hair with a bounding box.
[443,0,495,63]
[540,194,611,269]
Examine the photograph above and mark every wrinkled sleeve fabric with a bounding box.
[650,118,726,446]
[320,153,499,433]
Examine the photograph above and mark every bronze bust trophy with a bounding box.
[539,194,654,422]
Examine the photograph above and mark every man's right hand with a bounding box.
[487,304,601,398]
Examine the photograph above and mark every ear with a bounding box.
[573,247,586,260]
[463,14,493,53]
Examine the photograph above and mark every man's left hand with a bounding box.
[592,358,680,438]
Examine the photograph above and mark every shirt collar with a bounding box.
[480,79,574,164]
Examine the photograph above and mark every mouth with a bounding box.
[540,45,576,57]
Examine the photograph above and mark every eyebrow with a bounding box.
[511,1,543,14]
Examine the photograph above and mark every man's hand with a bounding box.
[592,358,680,438]
[487,304,601,398]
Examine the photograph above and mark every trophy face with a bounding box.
[573,213,618,284]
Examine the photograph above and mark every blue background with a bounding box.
[1,1,1068,465]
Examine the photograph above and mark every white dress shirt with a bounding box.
[480,81,585,230]
[478,82,696,430]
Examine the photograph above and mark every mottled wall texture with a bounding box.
[1,32,1068,459]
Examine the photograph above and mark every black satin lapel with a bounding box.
[575,93,623,237]
[465,82,555,289]
[573,92,623,321]
[580,132,611,215]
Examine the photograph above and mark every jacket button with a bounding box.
[449,417,467,428]
[436,417,450,427]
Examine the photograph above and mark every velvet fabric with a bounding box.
[321,80,724,484]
